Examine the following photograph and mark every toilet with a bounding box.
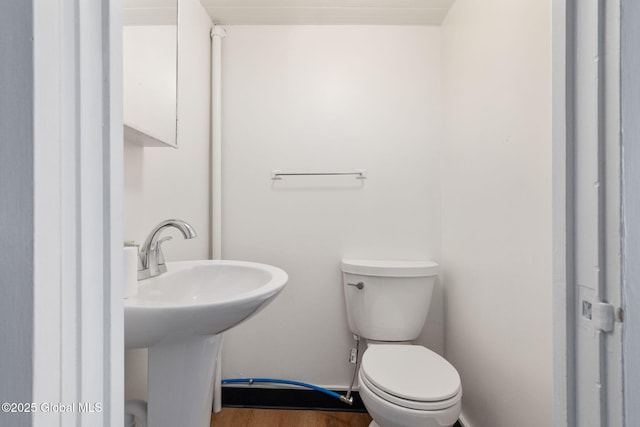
[341,259,462,427]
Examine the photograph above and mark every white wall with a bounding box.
[440,1,552,427]
[123,0,212,401]
[220,25,443,388]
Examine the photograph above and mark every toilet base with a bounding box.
[369,422,380,427]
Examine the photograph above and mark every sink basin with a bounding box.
[123,260,288,427]
[125,260,288,348]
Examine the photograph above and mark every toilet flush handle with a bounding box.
[347,281,365,290]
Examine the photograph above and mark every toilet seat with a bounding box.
[360,345,462,411]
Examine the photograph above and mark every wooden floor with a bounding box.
[210,408,372,427]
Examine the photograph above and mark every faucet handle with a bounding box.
[151,235,173,251]
[154,236,173,274]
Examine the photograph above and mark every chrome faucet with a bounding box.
[138,219,197,280]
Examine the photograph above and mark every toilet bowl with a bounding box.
[358,345,461,427]
[341,259,462,427]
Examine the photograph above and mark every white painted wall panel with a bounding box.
[441,1,552,426]
[220,26,442,388]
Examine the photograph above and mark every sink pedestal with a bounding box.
[147,334,222,427]
[125,260,288,427]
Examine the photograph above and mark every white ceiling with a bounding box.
[123,0,177,25]
[122,0,456,26]
[198,0,456,25]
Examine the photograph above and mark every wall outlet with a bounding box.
[349,348,357,364]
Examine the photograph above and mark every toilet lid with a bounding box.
[361,345,461,403]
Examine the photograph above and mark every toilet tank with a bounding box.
[341,259,439,342]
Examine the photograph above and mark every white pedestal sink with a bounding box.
[125,260,288,427]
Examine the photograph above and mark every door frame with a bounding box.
[620,0,640,425]
[553,0,626,426]
[31,0,124,425]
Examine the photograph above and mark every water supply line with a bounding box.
[221,378,345,401]
[342,334,361,405]
[221,335,361,406]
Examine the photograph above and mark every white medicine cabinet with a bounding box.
[123,0,178,148]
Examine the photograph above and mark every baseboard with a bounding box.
[220,386,367,412]
[457,413,472,427]
[220,385,463,427]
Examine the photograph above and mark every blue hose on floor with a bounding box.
[221,378,343,401]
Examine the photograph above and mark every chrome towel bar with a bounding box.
[271,169,366,180]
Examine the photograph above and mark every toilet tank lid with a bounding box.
[341,259,439,277]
